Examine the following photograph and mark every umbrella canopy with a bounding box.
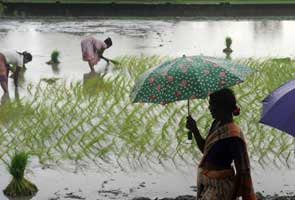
[130,55,254,105]
[260,79,295,137]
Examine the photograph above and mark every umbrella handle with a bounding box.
[188,131,193,140]
[187,99,193,140]
[187,99,190,115]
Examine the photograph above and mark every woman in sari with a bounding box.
[81,37,112,73]
[186,88,256,200]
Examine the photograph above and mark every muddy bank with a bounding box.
[2,2,295,17]
[132,195,195,200]
[131,193,295,200]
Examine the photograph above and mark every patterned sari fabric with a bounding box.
[0,53,9,82]
[197,168,235,200]
[197,123,257,200]
[81,37,107,66]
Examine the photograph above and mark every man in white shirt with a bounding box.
[0,50,32,94]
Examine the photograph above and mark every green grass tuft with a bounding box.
[225,36,232,48]
[0,56,294,170]
[47,50,60,64]
[3,152,38,197]
[9,152,28,180]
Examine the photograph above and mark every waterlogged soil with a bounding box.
[132,195,295,200]
[0,18,295,199]
[0,158,295,200]
[1,18,295,88]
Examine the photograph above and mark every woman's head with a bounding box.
[209,88,240,120]
[22,51,32,64]
[104,37,112,48]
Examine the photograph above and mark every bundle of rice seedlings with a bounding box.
[3,152,38,197]
[46,50,60,64]
[225,37,232,49]
[223,36,233,53]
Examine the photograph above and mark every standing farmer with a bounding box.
[186,88,256,200]
[0,51,32,94]
[81,37,112,73]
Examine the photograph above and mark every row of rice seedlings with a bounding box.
[0,56,295,171]
[236,58,295,165]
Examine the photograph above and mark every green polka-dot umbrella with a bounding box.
[130,55,254,113]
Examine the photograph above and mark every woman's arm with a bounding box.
[186,116,205,153]
[97,49,105,59]
[100,55,110,63]
[230,138,249,200]
[232,158,242,200]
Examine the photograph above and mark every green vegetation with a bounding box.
[0,3,5,16]
[223,36,233,59]
[41,77,61,84]
[47,50,60,65]
[2,0,295,4]
[3,152,38,197]
[8,64,17,73]
[225,37,232,49]
[0,56,294,170]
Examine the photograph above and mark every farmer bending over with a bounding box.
[0,50,32,94]
[81,36,112,73]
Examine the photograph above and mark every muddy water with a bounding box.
[0,159,294,200]
[0,18,295,199]
[0,19,295,86]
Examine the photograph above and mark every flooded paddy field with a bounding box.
[0,18,295,199]
[1,18,295,86]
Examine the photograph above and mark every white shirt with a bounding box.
[1,50,24,68]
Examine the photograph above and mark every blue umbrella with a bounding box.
[260,79,295,137]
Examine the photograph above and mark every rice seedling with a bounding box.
[223,36,233,59]
[46,50,60,64]
[225,37,233,49]
[3,152,38,197]
[0,56,294,171]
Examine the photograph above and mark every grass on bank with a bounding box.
[2,0,295,5]
[0,56,294,170]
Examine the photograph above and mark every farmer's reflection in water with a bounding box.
[1,92,10,105]
[186,88,257,200]
[224,51,232,60]
[51,63,60,75]
[83,66,111,96]
[0,87,20,107]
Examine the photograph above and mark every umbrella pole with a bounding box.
[187,99,192,140]
[187,99,190,116]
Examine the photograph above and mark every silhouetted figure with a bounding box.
[186,88,256,200]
